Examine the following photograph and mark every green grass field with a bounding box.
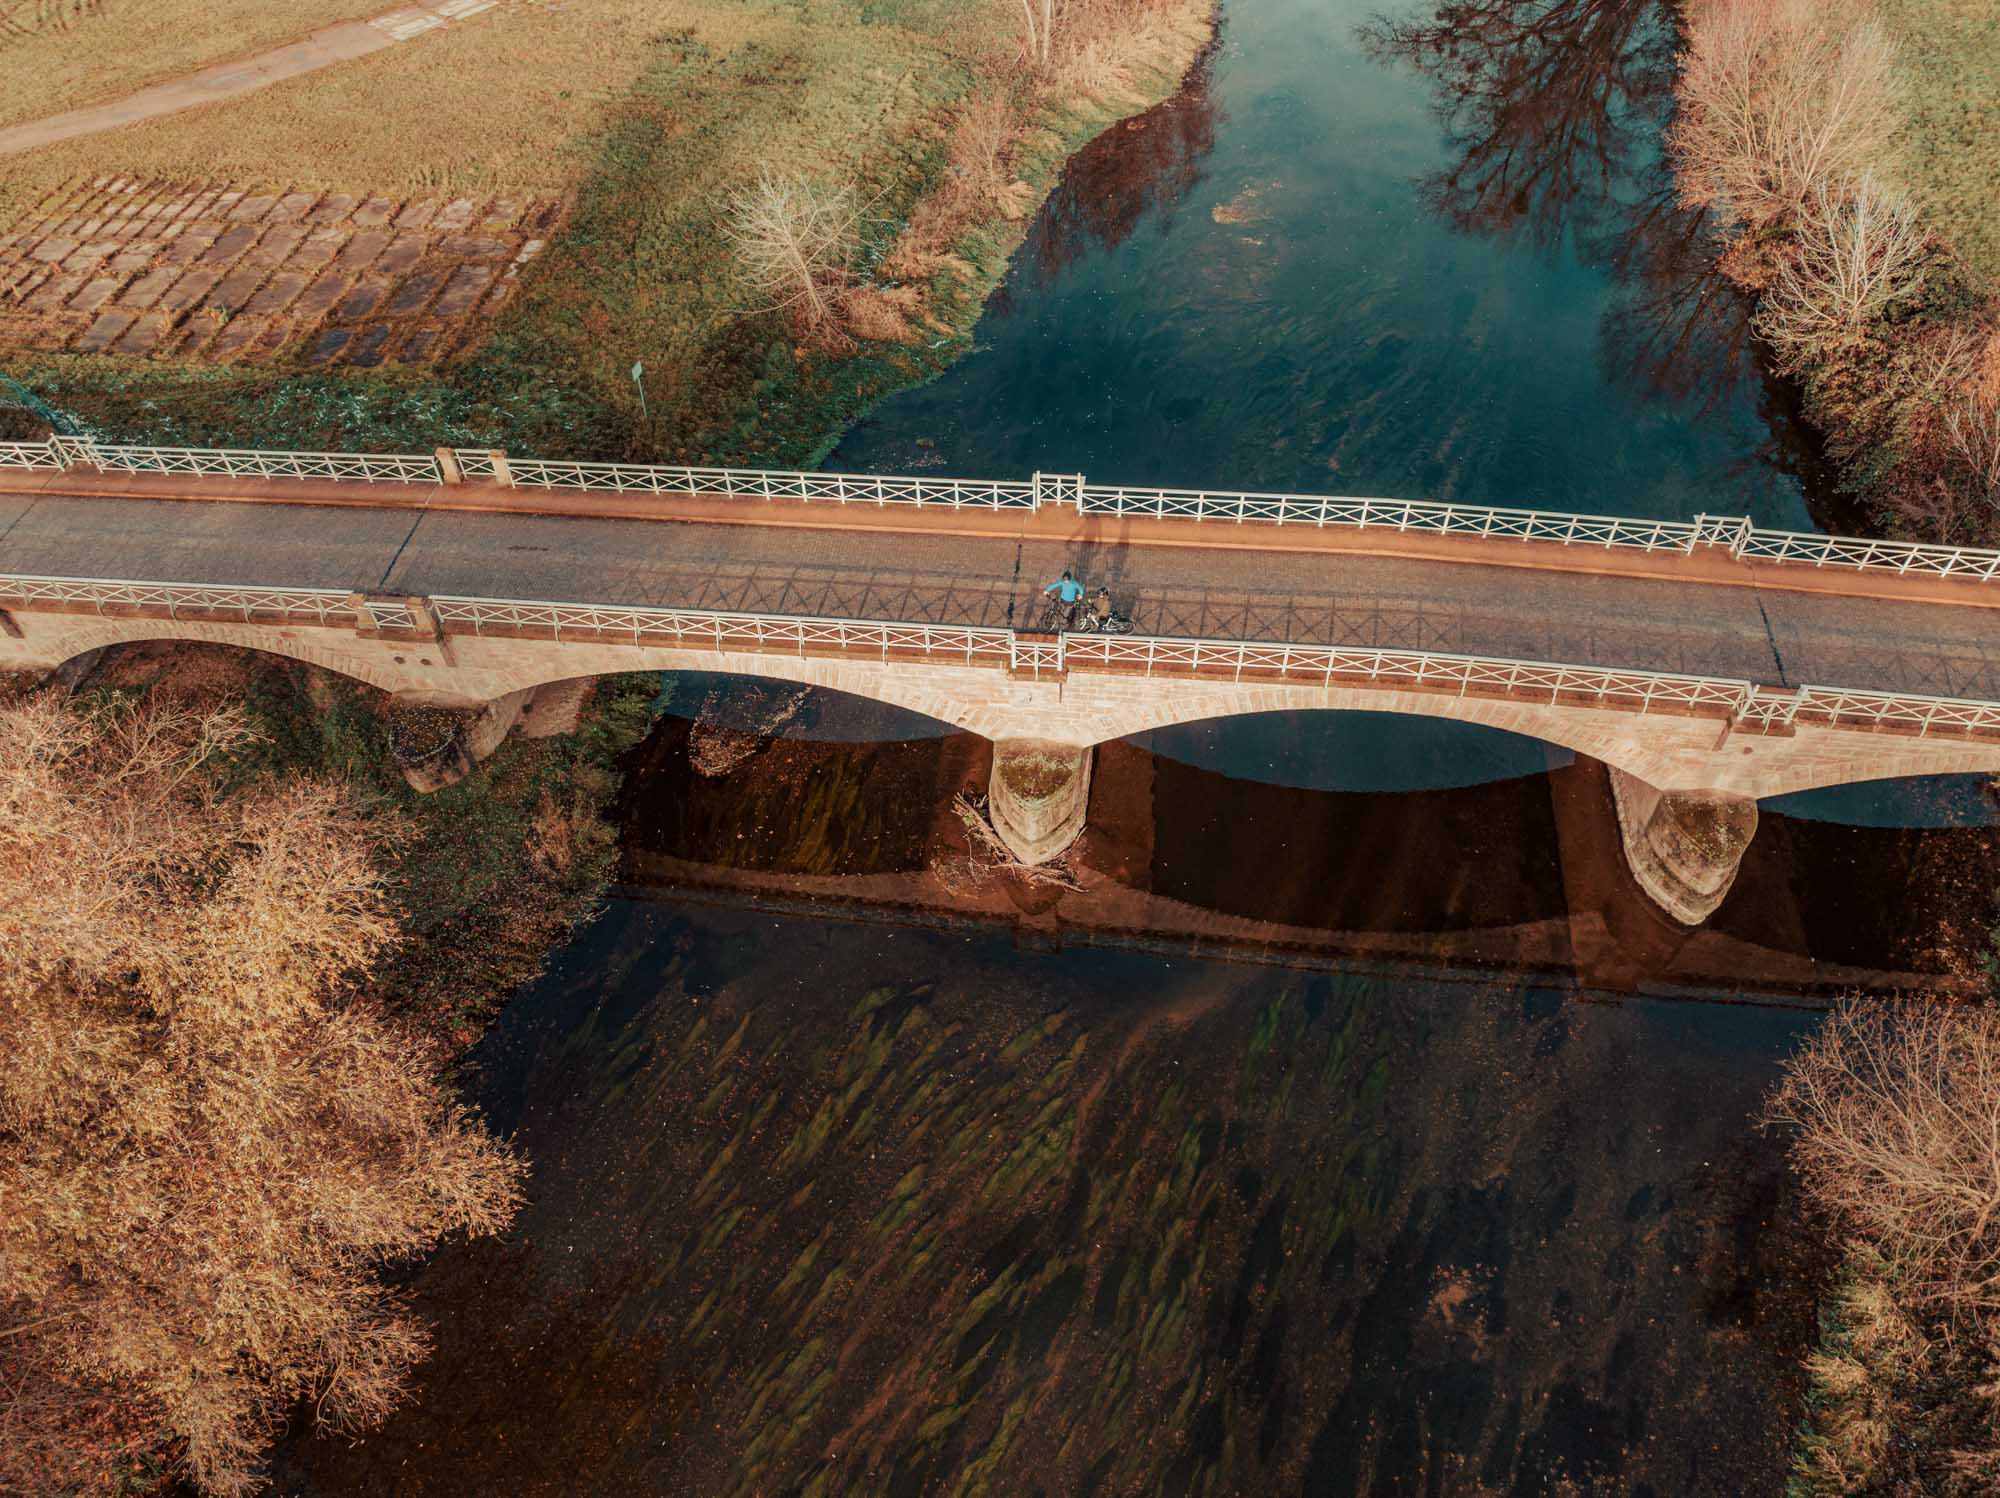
[1877,0,2000,289]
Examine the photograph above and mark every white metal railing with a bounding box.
[1732,529,2000,579]
[1076,485,1709,549]
[53,437,438,484]
[451,449,1038,509]
[427,594,1021,664]
[0,440,65,470]
[15,434,2000,580]
[0,573,358,622]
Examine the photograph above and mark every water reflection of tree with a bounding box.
[1364,0,1782,422]
[1362,0,1674,245]
[1010,38,1222,293]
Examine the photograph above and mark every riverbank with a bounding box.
[1670,0,1999,544]
[1668,6,2000,1483]
[0,0,1216,467]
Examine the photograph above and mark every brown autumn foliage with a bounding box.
[0,691,524,1497]
[1670,0,2000,544]
[1671,0,1896,232]
[1768,997,2000,1492]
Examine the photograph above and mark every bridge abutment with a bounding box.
[988,739,1093,865]
[1607,766,1758,926]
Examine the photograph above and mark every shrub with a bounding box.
[722,170,869,337]
[1757,176,1930,368]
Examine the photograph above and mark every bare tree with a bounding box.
[1942,393,2000,508]
[1767,997,2000,1316]
[0,692,523,1497]
[1756,175,1928,366]
[1672,0,1897,229]
[722,170,870,336]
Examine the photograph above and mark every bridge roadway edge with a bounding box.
[9,606,2000,804]
[12,467,2000,614]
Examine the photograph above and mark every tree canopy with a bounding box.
[0,690,523,1496]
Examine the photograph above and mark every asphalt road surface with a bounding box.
[5,493,1999,699]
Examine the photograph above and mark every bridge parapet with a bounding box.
[9,570,2000,760]
[12,436,2000,580]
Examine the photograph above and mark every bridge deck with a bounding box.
[3,486,1999,706]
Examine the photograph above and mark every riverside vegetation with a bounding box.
[0,0,1213,465]
[0,650,662,1495]
[1671,0,2000,541]
[1667,0,2000,1487]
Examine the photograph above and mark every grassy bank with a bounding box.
[1875,0,2000,289]
[1,0,1215,466]
[1671,0,1999,543]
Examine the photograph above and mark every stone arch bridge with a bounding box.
[8,436,2000,921]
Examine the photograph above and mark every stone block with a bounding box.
[66,276,124,313]
[244,272,308,315]
[108,250,153,274]
[304,326,353,366]
[478,199,519,229]
[228,194,277,223]
[111,315,172,355]
[271,192,320,222]
[373,235,427,277]
[386,269,445,316]
[243,224,305,266]
[434,196,479,230]
[206,315,270,360]
[438,234,508,259]
[203,268,268,313]
[431,263,494,317]
[333,279,389,319]
[394,198,439,229]
[27,236,77,263]
[120,267,183,309]
[395,324,448,362]
[309,194,359,224]
[156,270,221,313]
[351,197,397,227]
[195,224,262,267]
[292,274,351,320]
[347,323,396,367]
[24,272,85,312]
[285,227,348,269]
[161,225,219,264]
[73,310,138,353]
[334,230,391,271]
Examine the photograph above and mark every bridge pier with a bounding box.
[1607,766,1758,926]
[988,739,1093,865]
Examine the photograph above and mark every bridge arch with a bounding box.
[16,616,2000,802]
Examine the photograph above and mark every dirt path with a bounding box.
[0,0,497,158]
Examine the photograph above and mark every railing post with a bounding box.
[434,448,463,485]
[488,450,513,487]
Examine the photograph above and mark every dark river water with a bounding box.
[277,0,1994,1491]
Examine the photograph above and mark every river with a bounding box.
[276,0,1992,1491]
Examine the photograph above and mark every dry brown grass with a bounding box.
[0,0,724,209]
[0,0,392,130]
[0,689,523,1496]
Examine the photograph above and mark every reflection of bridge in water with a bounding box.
[6,436,2000,920]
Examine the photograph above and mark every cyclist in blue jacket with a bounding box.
[1043,569,1085,628]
